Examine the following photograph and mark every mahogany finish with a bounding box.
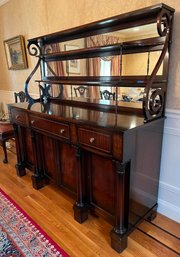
[8,4,175,253]
[8,102,164,252]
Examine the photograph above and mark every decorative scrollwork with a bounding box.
[39,84,51,103]
[149,89,164,114]
[25,59,41,103]
[43,45,53,54]
[27,41,41,56]
[143,88,164,121]
[143,29,170,122]
[143,86,165,122]
[157,10,171,37]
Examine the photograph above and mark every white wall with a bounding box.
[158,109,180,222]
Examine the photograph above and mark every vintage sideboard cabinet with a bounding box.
[8,4,174,253]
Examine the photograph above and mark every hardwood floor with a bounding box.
[0,147,179,257]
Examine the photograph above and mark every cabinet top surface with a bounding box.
[9,102,151,132]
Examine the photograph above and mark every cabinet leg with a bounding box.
[146,205,157,221]
[31,175,44,190]
[2,141,8,163]
[15,163,26,177]
[73,148,88,223]
[110,229,127,253]
[73,203,88,223]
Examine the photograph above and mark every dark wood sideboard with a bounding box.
[8,3,174,253]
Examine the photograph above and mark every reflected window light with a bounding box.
[100,59,111,92]
[133,27,140,32]
[129,118,137,129]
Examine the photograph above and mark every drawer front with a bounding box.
[11,109,28,126]
[29,115,70,139]
[78,128,111,153]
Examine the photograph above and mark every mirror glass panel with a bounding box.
[42,23,162,104]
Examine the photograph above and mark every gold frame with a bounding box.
[4,35,28,70]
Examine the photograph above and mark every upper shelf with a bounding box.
[27,3,174,46]
[41,37,165,62]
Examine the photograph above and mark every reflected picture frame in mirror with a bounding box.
[65,44,80,74]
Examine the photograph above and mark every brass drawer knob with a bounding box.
[31,120,35,124]
[90,137,95,143]
[60,129,65,134]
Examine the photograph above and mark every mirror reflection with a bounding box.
[43,23,162,103]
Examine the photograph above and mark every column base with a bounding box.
[31,175,45,190]
[15,163,26,177]
[110,229,128,253]
[73,203,88,223]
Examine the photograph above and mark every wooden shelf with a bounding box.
[35,75,167,87]
[41,37,165,62]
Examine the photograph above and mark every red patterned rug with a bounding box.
[0,188,69,257]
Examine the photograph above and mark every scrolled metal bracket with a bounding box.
[143,9,172,123]
[157,9,171,37]
[24,58,41,103]
[25,41,46,103]
[27,41,41,57]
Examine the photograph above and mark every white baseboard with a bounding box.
[158,199,180,222]
[158,181,180,222]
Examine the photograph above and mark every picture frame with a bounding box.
[4,35,28,70]
[65,45,80,74]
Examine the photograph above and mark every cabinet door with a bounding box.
[60,144,77,194]
[86,153,116,219]
[40,134,77,195]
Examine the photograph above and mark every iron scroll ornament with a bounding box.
[25,42,62,103]
[142,9,172,122]
[24,42,41,103]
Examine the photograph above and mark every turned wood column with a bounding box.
[13,124,26,176]
[30,130,44,189]
[73,147,88,223]
[110,160,130,253]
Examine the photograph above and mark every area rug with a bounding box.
[0,188,69,257]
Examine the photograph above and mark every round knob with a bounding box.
[31,120,35,124]
[89,137,95,143]
[16,115,20,119]
[60,129,65,134]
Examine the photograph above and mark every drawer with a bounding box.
[78,128,111,153]
[29,115,70,140]
[11,109,28,126]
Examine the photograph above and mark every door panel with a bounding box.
[87,153,115,215]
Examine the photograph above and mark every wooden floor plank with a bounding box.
[131,229,179,257]
[151,213,180,238]
[0,148,179,257]
[139,220,180,253]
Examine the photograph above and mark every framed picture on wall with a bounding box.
[65,45,80,74]
[4,35,28,70]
